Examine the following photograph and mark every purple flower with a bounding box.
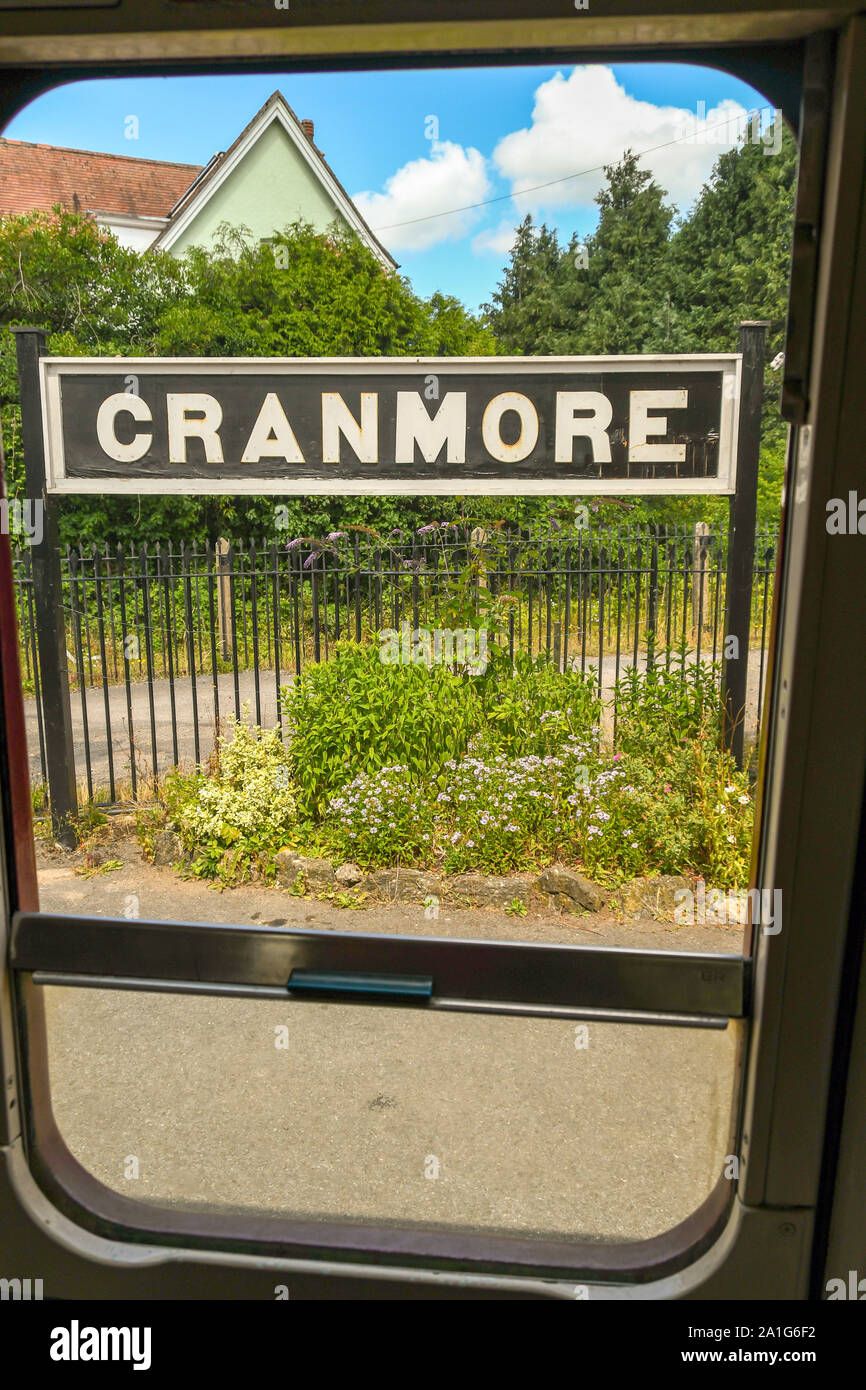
[326,531,347,542]
[285,538,303,550]
[390,528,405,538]
[416,522,440,534]
[303,552,316,569]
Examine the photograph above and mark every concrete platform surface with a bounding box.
[37,854,743,1246]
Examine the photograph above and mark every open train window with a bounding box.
[0,0,865,1334]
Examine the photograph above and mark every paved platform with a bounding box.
[37,853,743,1244]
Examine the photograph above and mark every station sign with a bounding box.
[39,354,741,496]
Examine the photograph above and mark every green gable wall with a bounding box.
[169,119,349,255]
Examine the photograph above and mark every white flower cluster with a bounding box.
[328,765,433,850]
[174,717,296,845]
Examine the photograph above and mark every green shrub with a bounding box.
[160,715,296,884]
[137,642,754,892]
[569,722,753,887]
[282,642,480,818]
[613,651,724,764]
[434,736,593,873]
[474,653,601,757]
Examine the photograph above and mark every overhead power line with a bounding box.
[371,112,768,233]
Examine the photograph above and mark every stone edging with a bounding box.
[148,831,697,920]
[274,850,696,920]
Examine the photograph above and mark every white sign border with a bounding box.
[40,353,742,497]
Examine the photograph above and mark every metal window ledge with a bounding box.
[12,913,748,1027]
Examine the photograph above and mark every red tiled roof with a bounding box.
[0,138,201,220]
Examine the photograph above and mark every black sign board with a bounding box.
[40,355,741,496]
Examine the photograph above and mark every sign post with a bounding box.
[12,327,78,847]
[722,322,768,769]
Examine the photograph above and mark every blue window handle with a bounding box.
[287,969,433,1002]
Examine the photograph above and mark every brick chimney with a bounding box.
[300,119,315,143]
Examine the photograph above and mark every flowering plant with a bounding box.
[161,714,296,884]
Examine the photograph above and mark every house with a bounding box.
[0,90,396,268]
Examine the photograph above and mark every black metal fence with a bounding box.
[15,522,779,803]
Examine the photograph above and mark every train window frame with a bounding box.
[1,0,864,1300]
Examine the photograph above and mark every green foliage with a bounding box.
[76,857,124,879]
[474,653,601,758]
[434,737,592,874]
[565,150,676,355]
[613,650,724,757]
[1,128,796,546]
[572,656,754,885]
[0,206,184,345]
[481,216,568,354]
[0,207,190,536]
[568,732,753,887]
[0,212,494,546]
[73,802,109,844]
[158,715,296,884]
[133,645,753,889]
[155,220,495,360]
[282,641,481,819]
[316,649,752,884]
[326,765,436,869]
[667,127,797,360]
[484,150,675,357]
[483,126,797,530]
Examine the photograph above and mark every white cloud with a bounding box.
[472,220,520,257]
[353,140,491,252]
[492,66,756,217]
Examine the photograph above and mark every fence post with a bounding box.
[693,520,710,636]
[722,320,768,769]
[12,327,78,846]
[216,537,231,660]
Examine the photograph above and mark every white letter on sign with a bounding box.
[482,392,538,463]
[555,391,612,463]
[395,392,466,464]
[628,390,687,464]
[322,393,378,464]
[96,392,153,463]
[167,393,224,464]
[242,393,305,463]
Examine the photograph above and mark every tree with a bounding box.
[0,208,195,545]
[559,151,675,355]
[482,215,567,354]
[0,213,496,546]
[666,120,797,523]
[667,121,796,357]
[153,222,497,541]
[0,205,184,345]
[481,131,796,527]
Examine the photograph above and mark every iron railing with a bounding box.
[14,522,778,803]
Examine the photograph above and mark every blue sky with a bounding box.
[5,64,774,313]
